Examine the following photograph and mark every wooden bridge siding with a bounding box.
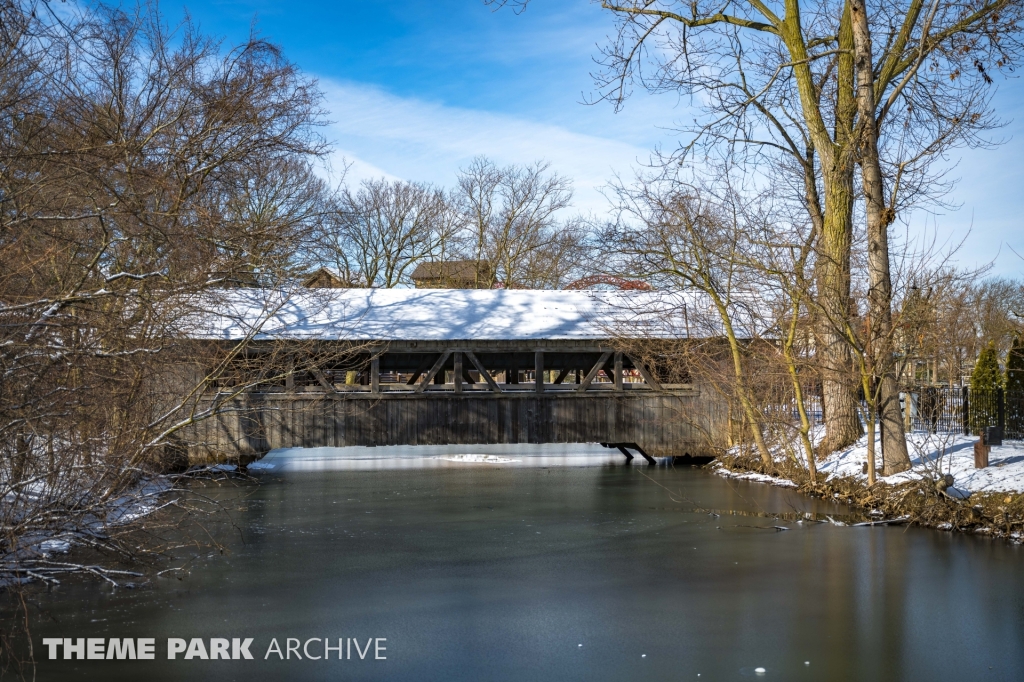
[186,392,723,461]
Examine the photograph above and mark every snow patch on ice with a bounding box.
[433,455,521,464]
[39,539,70,554]
[186,463,237,473]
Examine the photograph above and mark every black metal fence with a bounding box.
[767,388,1021,441]
[903,387,1023,440]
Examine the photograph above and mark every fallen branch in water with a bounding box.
[1,560,144,587]
[852,517,910,527]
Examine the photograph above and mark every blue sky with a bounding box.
[166,0,1022,278]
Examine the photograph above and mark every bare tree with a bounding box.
[457,157,577,288]
[972,279,1024,354]
[604,172,778,465]
[0,0,333,629]
[489,0,1022,467]
[322,178,461,288]
[212,157,332,286]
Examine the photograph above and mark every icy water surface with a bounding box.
[14,445,1024,681]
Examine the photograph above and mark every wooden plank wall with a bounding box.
[184,392,726,462]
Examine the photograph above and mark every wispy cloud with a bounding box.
[317,79,1024,278]
[319,79,655,215]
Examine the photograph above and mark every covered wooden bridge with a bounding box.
[184,288,727,462]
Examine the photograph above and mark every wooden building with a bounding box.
[182,288,726,462]
[410,260,493,289]
[301,266,352,289]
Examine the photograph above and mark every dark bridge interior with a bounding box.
[190,339,720,464]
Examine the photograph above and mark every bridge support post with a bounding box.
[535,351,544,393]
[612,442,656,465]
[454,352,463,393]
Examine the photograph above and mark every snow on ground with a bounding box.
[718,430,1024,497]
[103,477,173,524]
[7,476,173,561]
[820,432,1024,496]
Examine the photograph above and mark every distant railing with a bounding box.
[901,387,1022,440]
[772,387,1022,441]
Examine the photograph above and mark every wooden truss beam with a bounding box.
[414,351,452,394]
[311,367,338,393]
[464,351,502,393]
[406,355,435,385]
[576,351,612,392]
[627,355,663,391]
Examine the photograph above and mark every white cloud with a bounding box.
[316,79,1024,279]
[318,79,655,214]
[329,152,402,187]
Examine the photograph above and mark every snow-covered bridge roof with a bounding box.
[186,288,720,342]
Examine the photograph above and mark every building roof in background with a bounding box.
[301,267,352,288]
[409,259,491,284]
[186,288,722,341]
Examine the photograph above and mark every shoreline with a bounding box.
[711,433,1024,543]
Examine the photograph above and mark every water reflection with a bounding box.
[12,447,1024,682]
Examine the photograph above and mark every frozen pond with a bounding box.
[12,444,1024,681]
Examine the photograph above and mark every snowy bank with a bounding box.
[818,432,1024,496]
[2,475,174,587]
[718,431,1024,497]
[714,430,1024,541]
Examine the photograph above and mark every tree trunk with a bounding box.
[789,358,818,483]
[791,5,861,455]
[850,0,911,474]
[877,374,909,473]
[865,403,877,486]
[816,162,863,454]
[717,302,773,467]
